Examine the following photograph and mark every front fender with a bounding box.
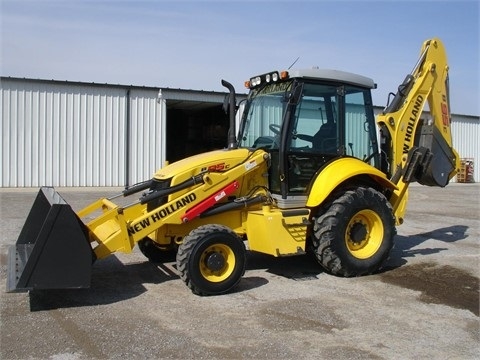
[306,157,397,208]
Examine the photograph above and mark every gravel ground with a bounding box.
[0,184,479,359]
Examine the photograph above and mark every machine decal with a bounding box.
[441,100,450,127]
[245,160,257,171]
[205,163,230,172]
[181,181,239,222]
[128,193,197,235]
[403,94,424,154]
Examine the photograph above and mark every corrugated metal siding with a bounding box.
[128,89,165,184]
[1,79,232,187]
[451,116,480,182]
[345,105,374,160]
[1,79,127,186]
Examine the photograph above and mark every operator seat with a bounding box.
[312,121,337,153]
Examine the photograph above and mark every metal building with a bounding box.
[1,77,245,187]
[1,77,478,187]
[449,114,479,182]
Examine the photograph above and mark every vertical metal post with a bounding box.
[125,88,131,187]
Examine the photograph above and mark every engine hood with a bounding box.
[153,148,254,183]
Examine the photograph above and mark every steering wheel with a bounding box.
[269,124,281,135]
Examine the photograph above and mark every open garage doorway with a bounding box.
[165,100,229,163]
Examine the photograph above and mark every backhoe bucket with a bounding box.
[6,187,94,292]
[416,124,457,187]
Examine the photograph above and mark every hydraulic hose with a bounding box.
[200,195,266,218]
[139,174,205,204]
[122,180,153,197]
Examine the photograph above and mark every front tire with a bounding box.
[312,187,395,276]
[176,224,246,295]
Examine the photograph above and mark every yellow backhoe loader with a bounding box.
[7,38,459,295]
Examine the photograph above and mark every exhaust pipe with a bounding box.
[221,79,238,150]
[6,187,94,292]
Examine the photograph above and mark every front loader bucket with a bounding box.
[6,187,94,292]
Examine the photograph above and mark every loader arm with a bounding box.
[376,38,460,222]
[81,149,269,260]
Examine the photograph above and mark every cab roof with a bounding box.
[287,68,376,89]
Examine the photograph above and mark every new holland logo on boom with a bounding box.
[403,94,424,154]
[128,193,197,235]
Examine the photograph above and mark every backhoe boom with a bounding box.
[377,38,460,222]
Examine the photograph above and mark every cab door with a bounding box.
[281,83,342,198]
[276,83,379,200]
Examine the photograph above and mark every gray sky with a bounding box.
[1,0,479,115]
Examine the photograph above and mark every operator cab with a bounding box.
[238,69,379,208]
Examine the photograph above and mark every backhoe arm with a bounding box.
[377,38,460,222]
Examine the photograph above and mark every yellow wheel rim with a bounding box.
[199,244,236,282]
[345,209,384,259]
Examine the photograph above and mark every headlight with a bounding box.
[245,71,284,89]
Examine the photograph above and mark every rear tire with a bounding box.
[312,187,395,276]
[176,224,246,295]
